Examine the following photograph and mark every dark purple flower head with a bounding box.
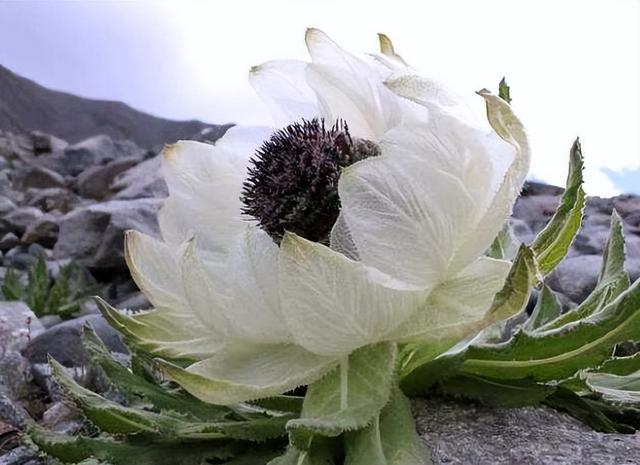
[241,118,379,244]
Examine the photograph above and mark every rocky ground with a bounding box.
[0,129,639,464]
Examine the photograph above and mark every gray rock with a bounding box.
[111,155,168,200]
[613,194,640,219]
[513,195,560,234]
[76,156,140,200]
[0,302,45,352]
[9,164,65,190]
[116,291,150,311]
[508,218,534,244]
[24,314,127,367]
[0,132,33,163]
[0,445,38,465]
[3,207,43,236]
[40,401,83,435]
[53,198,161,269]
[23,187,84,213]
[0,233,19,252]
[521,181,565,197]
[547,255,602,304]
[21,214,59,248]
[414,398,640,464]
[60,135,145,176]
[0,196,16,216]
[30,131,68,154]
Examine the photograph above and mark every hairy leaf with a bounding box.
[531,138,585,277]
[344,385,430,465]
[461,279,640,382]
[287,343,396,451]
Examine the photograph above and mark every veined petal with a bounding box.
[304,28,407,140]
[389,256,511,343]
[224,226,292,343]
[249,59,318,126]
[179,237,233,336]
[180,227,293,345]
[279,233,427,357]
[158,344,336,405]
[97,298,221,360]
[158,126,272,253]
[339,126,481,287]
[125,230,186,315]
[385,73,476,127]
[448,91,530,273]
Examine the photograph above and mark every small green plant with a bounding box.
[1,256,97,319]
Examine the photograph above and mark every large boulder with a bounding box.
[8,164,66,191]
[23,314,127,367]
[415,398,640,464]
[111,155,167,200]
[53,198,161,269]
[40,135,146,176]
[29,131,68,155]
[23,187,84,214]
[75,156,140,200]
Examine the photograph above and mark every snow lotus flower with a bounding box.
[100,29,530,407]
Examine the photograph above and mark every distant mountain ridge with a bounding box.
[0,64,227,148]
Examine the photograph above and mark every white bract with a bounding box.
[102,29,530,405]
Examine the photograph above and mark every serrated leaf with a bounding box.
[485,244,537,322]
[27,422,241,465]
[400,245,536,395]
[498,77,511,103]
[542,387,626,433]
[595,352,640,376]
[461,279,640,382]
[268,437,340,465]
[487,222,519,260]
[82,325,228,422]
[53,341,292,442]
[537,210,629,330]
[523,284,562,331]
[531,138,585,277]
[287,343,396,451]
[50,356,161,435]
[344,385,431,465]
[438,374,556,408]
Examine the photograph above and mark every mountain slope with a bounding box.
[0,64,227,147]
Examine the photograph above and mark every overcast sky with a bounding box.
[1,0,638,195]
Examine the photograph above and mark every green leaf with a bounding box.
[531,138,585,277]
[498,77,511,103]
[400,245,536,395]
[438,374,556,408]
[82,325,228,422]
[268,437,340,465]
[287,343,396,451]
[543,387,627,433]
[27,422,241,465]
[484,244,537,322]
[487,222,519,260]
[523,284,562,331]
[595,352,640,376]
[583,371,640,404]
[0,266,25,301]
[460,278,640,382]
[344,385,431,465]
[539,210,629,330]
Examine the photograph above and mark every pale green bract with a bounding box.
[97,29,530,462]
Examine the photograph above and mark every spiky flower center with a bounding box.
[241,119,379,244]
